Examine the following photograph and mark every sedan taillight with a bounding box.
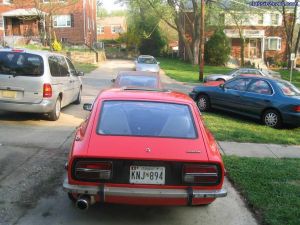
[74,161,112,180]
[293,106,300,112]
[183,164,219,185]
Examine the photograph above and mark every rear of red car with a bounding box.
[63,90,226,209]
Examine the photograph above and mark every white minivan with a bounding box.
[0,49,84,121]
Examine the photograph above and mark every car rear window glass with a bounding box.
[119,75,158,88]
[97,101,197,139]
[275,80,300,96]
[0,52,44,76]
[138,57,157,64]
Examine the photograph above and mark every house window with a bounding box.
[257,14,263,25]
[43,0,50,3]
[111,25,121,34]
[53,15,71,28]
[3,0,12,4]
[271,14,279,26]
[97,26,104,34]
[0,16,3,30]
[266,37,281,50]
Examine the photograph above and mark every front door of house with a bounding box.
[249,39,258,58]
[12,18,21,35]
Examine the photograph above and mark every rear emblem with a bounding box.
[186,150,201,153]
[146,148,151,153]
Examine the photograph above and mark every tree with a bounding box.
[118,0,202,65]
[204,29,230,65]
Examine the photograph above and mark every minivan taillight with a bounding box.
[293,106,300,112]
[43,83,52,98]
[74,161,112,180]
[183,164,219,185]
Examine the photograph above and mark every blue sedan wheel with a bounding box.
[263,110,282,128]
[197,95,210,111]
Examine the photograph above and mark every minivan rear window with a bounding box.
[0,52,44,76]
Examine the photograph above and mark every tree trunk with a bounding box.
[192,39,200,65]
[240,37,245,66]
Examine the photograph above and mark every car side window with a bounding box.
[48,56,61,77]
[57,56,70,77]
[248,80,273,95]
[66,58,77,76]
[224,78,250,91]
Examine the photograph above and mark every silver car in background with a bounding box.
[204,68,281,82]
[0,49,84,121]
[135,55,160,73]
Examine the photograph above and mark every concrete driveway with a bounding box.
[0,60,257,225]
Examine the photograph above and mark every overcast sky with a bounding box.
[102,0,127,12]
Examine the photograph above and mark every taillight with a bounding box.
[293,106,300,112]
[43,83,52,98]
[74,161,112,180]
[183,164,219,185]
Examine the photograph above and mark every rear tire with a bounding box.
[262,109,282,128]
[197,95,211,112]
[74,88,82,105]
[48,97,61,121]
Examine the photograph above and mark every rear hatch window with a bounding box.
[0,52,44,76]
[97,101,197,139]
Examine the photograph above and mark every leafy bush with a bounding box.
[204,30,230,66]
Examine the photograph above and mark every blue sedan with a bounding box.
[189,76,300,128]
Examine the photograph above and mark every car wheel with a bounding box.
[74,88,82,105]
[48,97,61,121]
[197,95,210,111]
[263,110,282,128]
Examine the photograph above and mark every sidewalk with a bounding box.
[218,141,300,158]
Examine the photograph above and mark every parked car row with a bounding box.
[63,56,227,210]
[0,49,84,121]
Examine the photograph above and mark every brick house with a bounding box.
[0,0,97,45]
[97,16,127,40]
[179,11,289,66]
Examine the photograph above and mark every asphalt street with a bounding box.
[0,60,258,225]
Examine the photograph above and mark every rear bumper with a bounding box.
[282,112,300,126]
[63,178,227,205]
[0,99,55,113]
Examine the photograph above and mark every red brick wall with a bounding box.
[97,26,121,40]
[0,0,97,44]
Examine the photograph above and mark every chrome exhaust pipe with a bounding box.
[76,196,90,211]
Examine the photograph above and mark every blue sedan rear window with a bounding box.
[275,80,300,96]
[97,101,197,139]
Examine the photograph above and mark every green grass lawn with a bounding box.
[74,62,98,74]
[224,156,300,225]
[277,69,300,88]
[158,57,232,83]
[202,111,300,145]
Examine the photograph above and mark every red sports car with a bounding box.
[63,88,227,210]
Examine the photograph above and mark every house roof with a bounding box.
[97,16,126,26]
[2,8,47,17]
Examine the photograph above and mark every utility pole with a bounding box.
[199,0,205,81]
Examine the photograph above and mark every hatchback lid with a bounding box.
[0,50,45,103]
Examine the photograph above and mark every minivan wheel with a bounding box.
[48,97,61,121]
[263,110,282,128]
[197,95,210,111]
[74,89,81,105]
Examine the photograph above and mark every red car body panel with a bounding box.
[65,89,226,207]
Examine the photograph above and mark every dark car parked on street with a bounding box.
[189,76,300,128]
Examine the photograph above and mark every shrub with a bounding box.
[204,30,230,66]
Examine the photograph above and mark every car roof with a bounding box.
[98,88,193,104]
[0,48,65,57]
[117,71,159,77]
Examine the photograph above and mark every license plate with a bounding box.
[1,90,17,99]
[130,166,165,185]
